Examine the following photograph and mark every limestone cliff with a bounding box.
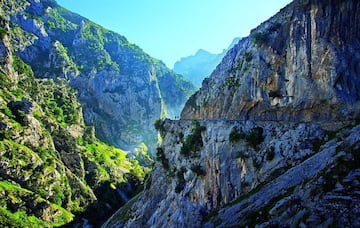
[8,0,195,153]
[182,0,360,121]
[103,0,360,227]
[0,1,148,226]
[104,119,360,227]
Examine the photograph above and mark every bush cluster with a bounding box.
[180,121,206,157]
[0,27,8,39]
[266,146,275,161]
[244,51,253,62]
[229,127,264,150]
[156,147,169,170]
[252,32,268,45]
[191,164,206,176]
[175,167,186,193]
[224,76,240,88]
[269,90,282,98]
[154,119,166,137]
[246,127,264,149]
[229,127,246,143]
[12,55,34,78]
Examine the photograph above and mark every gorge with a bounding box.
[105,0,360,227]
[0,0,194,226]
[1,0,360,227]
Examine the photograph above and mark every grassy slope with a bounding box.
[0,35,148,228]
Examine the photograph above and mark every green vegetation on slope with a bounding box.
[1,0,195,226]
[0,50,149,227]
[0,180,73,227]
[12,0,196,153]
[180,120,206,157]
[83,140,146,186]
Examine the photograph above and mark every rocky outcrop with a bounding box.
[103,0,360,227]
[204,124,360,227]
[0,4,148,226]
[8,0,195,153]
[103,119,360,227]
[174,38,240,88]
[182,0,360,121]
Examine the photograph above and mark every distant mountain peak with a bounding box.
[195,48,210,54]
[173,37,240,88]
[181,0,360,122]
[104,1,360,227]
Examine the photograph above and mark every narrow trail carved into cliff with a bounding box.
[169,119,353,131]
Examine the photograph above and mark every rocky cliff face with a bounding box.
[8,0,195,154]
[104,119,360,227]
[0,1,148,226]
[182,0,360,121]
[174,38,240,88]
[104,0,360,227]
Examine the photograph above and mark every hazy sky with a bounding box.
[56,0,291,68]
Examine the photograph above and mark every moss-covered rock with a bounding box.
[7,0,195,156]
[0,7,150,226]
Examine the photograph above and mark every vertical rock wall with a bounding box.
[181,0,360,121]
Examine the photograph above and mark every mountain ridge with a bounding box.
[182,0,360,121]
[103,0,360,227]
[173,37,240,88]
[10,0,196,155]
[0,16,148,225]
[0,0,194,226]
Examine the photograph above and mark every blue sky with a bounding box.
[56,0,291,68]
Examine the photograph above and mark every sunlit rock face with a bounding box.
[182,0,360,122]
[104,119,360,227]
[9,0,196,154]
[103,0,360,227]
[0,1,153,226]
